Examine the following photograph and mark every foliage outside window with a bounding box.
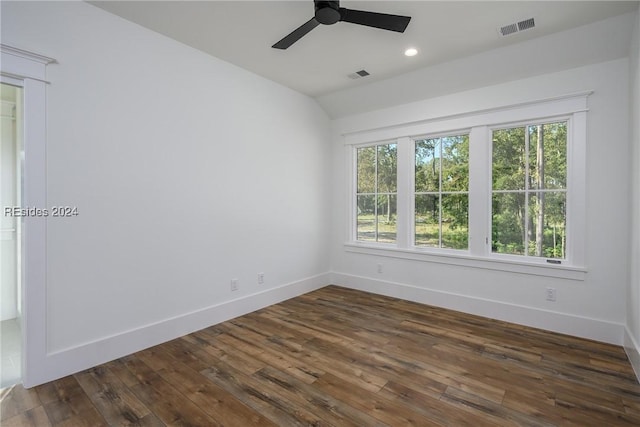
[356,143,397,243]
[492,122,567,258]
[415,135,469,249]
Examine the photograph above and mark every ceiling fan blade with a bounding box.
[339,8,411,33]
[272,17,320,49]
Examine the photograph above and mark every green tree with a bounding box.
[440,135,469,232]
[415,135,469,249]
[492,122,567,258]
[377,144,397,223]
[356,144,397,242]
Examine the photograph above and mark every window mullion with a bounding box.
[351,145,360,242]
[468,126,490,256]
[374,147,379,241]
[438,139,443,248]
[567,113,586,267]
[524,126,530,257]
[396,137,412,249]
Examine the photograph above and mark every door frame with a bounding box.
[1,44,54,388]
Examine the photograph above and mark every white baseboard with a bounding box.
[331,272,624,345]
[26,273,330,387]
[624,327,640,383]
[27,271,631,387]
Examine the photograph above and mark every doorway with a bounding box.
[1,82,23,388]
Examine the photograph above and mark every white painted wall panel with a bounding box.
[626,8,640,378]
[1,1,331,358]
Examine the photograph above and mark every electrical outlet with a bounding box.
[258,273,264,285]
[231,279,239,292]
[545,287,556,301]
[377,263,383,273]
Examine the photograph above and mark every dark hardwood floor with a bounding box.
[2,285,640,426]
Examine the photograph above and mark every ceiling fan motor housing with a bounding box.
[272,0,410,49]
[315,1,341,25]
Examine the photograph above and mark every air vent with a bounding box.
[499,23,518,37]
[348,69,370,80]
[518,17,535,31]
[498,17,535,37]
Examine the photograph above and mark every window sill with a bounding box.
[343,242,586,281]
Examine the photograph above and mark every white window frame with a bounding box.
[487,117,572,264]
[344,92,589,281]
[411,130,471,253]
[1,44,55,387]
[353,140,398,245]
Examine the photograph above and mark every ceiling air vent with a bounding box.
[498,17,535,37]
[348,69,370,80]
[518,17,535,31]
[499,23,518,37]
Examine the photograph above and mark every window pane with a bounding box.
[527,192,566,258]
[492,192,526,255]
[528,125,541,189]
[377,144,397,193]
[415,134,469,250]
[493,127,526,190]
[529,123,568,190]
[357,146,376,193]
[415,139,440,192]
[377,194,397,243]
[357,195,376,241]
[415,194,439,247]
[544,122,567,189]
[441,194,469,250]
[441,135,469,192]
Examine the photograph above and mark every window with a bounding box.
[345,92,588,277]
[415,134,469,249]
[356,143,397,243]
[492,122,567,259]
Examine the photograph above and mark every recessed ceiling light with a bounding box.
[404,48,418,57]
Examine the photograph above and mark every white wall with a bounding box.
[318,12,636,119]
[2,1,331,385]
[626,8,640,379]
[331,57,630,345]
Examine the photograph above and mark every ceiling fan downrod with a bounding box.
[314,1,341,25]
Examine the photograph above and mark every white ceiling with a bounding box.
[90,1,638,98]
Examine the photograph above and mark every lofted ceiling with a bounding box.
[90,1,638,98]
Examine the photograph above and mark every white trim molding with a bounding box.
[29,273,329,386]
[344,243,586,281]
[342,91,593,146]
[1,44,56,83]
[0,44,56,65]
[624,327,640,383]
[1,44,54,388]
[331,272,624,345]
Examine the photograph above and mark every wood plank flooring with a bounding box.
[2,285,640,426]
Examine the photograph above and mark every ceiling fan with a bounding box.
[272,1,412,50]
